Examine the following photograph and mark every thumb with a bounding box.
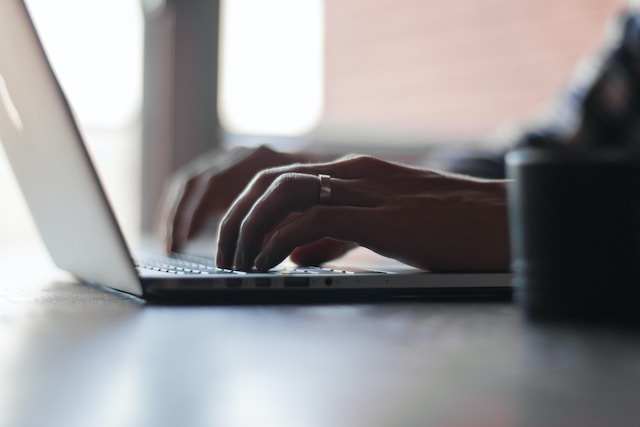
[289,238,357,266]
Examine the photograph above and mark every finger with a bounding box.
[181,172,225,241]
[216,167,314,268]
[163,175,206,253]
[232,173,319,269]
[164,146,274,254]
[161,152,229,253]
[253,205,369,271]
[232,173,379,270]
[216,164,380,269]
[289,238,358,266]
[216,171,278,267]
[169,148,261,250]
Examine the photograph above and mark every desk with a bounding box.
[1,245,639,427]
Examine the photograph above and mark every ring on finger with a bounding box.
[318,174,332,205]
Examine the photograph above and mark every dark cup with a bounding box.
[506,147,640,322]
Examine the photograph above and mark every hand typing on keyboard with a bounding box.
[162,146,510,273]
[160,145,353,268]
[215,155,509,272]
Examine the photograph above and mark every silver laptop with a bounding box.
[0,0,511,302]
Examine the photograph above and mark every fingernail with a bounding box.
[169,237,179,253]
[233,249,244,270]
[216,252,225,268]
[172,233,183,251]
[255,252,267,271]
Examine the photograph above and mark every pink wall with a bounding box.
[324,0,626,138]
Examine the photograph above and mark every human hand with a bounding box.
[160,145,300,253]
[217,155,510,272]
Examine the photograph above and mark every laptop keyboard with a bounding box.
[135,253,353,276]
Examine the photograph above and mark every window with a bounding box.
[219,0,324,137]
[0,0,144,243]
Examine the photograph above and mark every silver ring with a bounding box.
[318,174,332,204]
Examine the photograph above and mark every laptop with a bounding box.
[0,0,511,302]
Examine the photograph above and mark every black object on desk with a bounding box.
[507,147,640,322]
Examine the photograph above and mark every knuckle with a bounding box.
[355,154,380,166]
[253,168,279,188]
[203,171,219,187]
[180,174,200,192]
[255,144,275,156]
[180,175,209,200]
[269,173,310,205]
[341,154,382,171]
[271,172,301,190]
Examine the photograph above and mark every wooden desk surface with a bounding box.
[1,244,639,427]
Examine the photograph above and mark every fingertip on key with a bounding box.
[233,249,245,271]
[254,252,267,272]
[216,251,227,269]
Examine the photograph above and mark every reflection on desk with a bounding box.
[0,244,639,427]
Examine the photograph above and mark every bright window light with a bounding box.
[0,0,143,243]
[24,0,143,129]
[219,0,325,136]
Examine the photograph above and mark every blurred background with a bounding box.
[0,0,625,247]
